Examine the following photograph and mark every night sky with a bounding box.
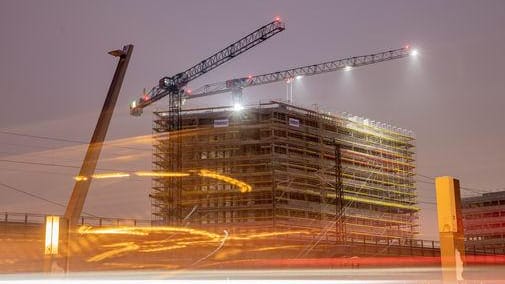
[1,0,504,240]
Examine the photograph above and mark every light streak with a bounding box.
[80,225,225,262]
[87,242,139,262]
[229,230,312,241]
[74,175,88,181]
[80,225,315,263]
[251,245,303,252]
[79,225,312,242]
[198,169,252,193]
[103,262,180,269]
[191,230,229,266]
[92,172,130,179]
[74,172,131,181]
[343,195,420,210]
[134,171,190,177]
[213,248,244,260]
[78,225,222,239]
[142,236,204,245]
[72,170,252,195]
[78,225,148,236]
[139,244,187,253]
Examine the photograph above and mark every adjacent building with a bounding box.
[462,190,505,249]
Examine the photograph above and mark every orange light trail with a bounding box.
[229,230,312,240]
[92,172,131,179]
[134,171,190,177]
[78,225,222,240]
[74,172,130,181]
[139,244,188,253]
[80,225,224,262]
[198,169,252,193]
[74,175,88,181]
[87,242,139,262]
[79,225,317,263]
[72,169,252,194]
[251,245,303,252]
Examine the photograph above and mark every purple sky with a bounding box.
[1,0,504,240]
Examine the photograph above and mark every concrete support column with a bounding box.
[435,176,465,282]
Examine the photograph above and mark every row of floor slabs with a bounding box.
[150,102,417,240]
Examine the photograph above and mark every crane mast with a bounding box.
[130,18,285,116]
[186,46,413,102]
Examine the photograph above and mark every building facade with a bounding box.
[150,101,418,242]
[462,191,505,250]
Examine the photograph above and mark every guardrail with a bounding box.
[0,212,152,227]
[1,212,502,256]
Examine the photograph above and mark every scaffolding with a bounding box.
[151,101,419,241]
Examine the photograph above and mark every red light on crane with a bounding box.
[247,75,253,79]
[274,16,281,22]
[142,88,149,101]
[186,89,192,94]
[405,44,410,50]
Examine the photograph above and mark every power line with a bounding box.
[417,173,435,180]
[0,167,74,177]
[1,157,498,196]
[0,158,135,173]
[0,181,97,217]
[416,179,435,185]
[0,141,57,150]
[3,131,500,195]
[0,141,150,160]
[0,167,149,183]
[0,130,152,152]
[1,149,500,202]
[415,177,493,195]
[418,201,437,206]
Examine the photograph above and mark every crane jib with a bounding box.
[129,19,285,116]
[188,47,412,99]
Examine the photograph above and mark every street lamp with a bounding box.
[44,215,60,255]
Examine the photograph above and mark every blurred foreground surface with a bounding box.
[1,267,505,282]
[1,222,505,282]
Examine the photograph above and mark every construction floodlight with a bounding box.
[233,103,244,112]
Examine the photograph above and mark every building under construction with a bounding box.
[150,101,418,242]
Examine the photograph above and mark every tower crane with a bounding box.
[183,46,415,107]
[65,19,284,228]
[129,18,285,117]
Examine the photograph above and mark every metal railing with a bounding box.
[1,212,502,256]
[0,212,152,227]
